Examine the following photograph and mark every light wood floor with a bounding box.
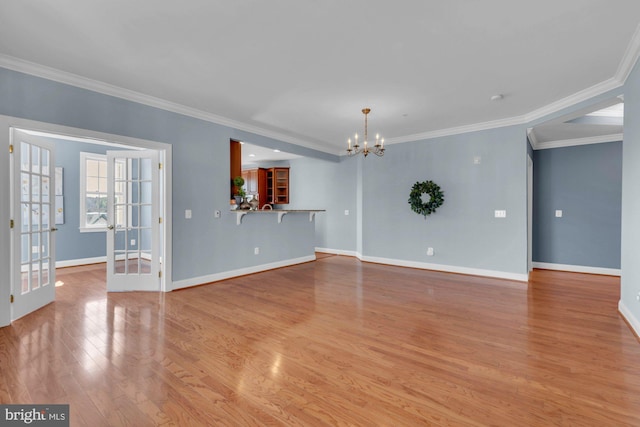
[1,255,640,426]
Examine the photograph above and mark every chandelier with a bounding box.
[346,108,385,157]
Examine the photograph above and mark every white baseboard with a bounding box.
[315,247,358,257]
[171,255,316,290]
[56,256,107,268]
[359,255,528,282]
[532,262,621,276]
[315,248,527,282]
[619,300,640,339]
[55,253,150,269]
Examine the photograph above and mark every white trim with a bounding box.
[316,250,527,283]
[383,75,626,147]
[79,151,108,231]
[171,255,316,290]
[56,256,106,268]
[523,78,623,124]
[532,133,623,151]
[384,115,525,145]
[360,255,528,282]
[527,128,539,148]
[371,77,624,148]
[527,155,533,273]
[55,252,153,269]
[315,247,358,257]
[532,262,621,276]
[79,227,107,233]
[618,300,640,339]
[0,54,334,156]
[616,23,640,84]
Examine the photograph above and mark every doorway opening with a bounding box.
[9,124,172,322]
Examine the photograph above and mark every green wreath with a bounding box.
[408,180,444,218]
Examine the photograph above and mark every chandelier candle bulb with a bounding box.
[346,108,385,157]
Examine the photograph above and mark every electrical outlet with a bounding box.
[427,247,434,256]
[344,210,350,216]
[254,247,260,255]
[185,209,192,219]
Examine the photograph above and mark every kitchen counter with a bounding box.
[232,209,325,225]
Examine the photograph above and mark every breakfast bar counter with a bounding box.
[233,209,325,225]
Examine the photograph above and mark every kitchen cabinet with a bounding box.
[241,167,289,207]
[267,167,289,205]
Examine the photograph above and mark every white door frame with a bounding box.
[0,115,172,326]
[527,154,534,274]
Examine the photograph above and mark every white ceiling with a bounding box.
[241,142,301,166]
[1,1,639,155]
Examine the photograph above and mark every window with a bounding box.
[79,152,125,232]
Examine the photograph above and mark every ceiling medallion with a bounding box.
[346,108,385,157]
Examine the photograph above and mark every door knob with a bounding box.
[50,227,58,232]
[107,225,114,230]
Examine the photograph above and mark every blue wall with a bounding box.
[6,63,629,289]
[1,55,638,329]
[288,156,358,252]
[621,58,640,332]
[0,67,334,289]
[533,141,622,269]
[290,126,529,277]
[360,126,528,275]
[51,137,112,262]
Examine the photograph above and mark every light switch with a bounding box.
[494,210,507,218]
[555,210,563,218]
[344,210,350,216]
[185,209,192,219]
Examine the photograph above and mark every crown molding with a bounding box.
[385,114,527,145]
[616,23,640,83]
[388,25,640,146]
[532,133,623,150]
[0,54,335,155]
[385,72,626,147]
[523,78,624,124]
[526,128,539,148]
[2,19,640,152]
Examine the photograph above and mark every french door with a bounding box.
[106,150,160,291]
[10,130,56,320]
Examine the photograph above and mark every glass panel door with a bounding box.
[11,130,56,320]
[106,150,159,291]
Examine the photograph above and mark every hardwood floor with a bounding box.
[1,256,640,426]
